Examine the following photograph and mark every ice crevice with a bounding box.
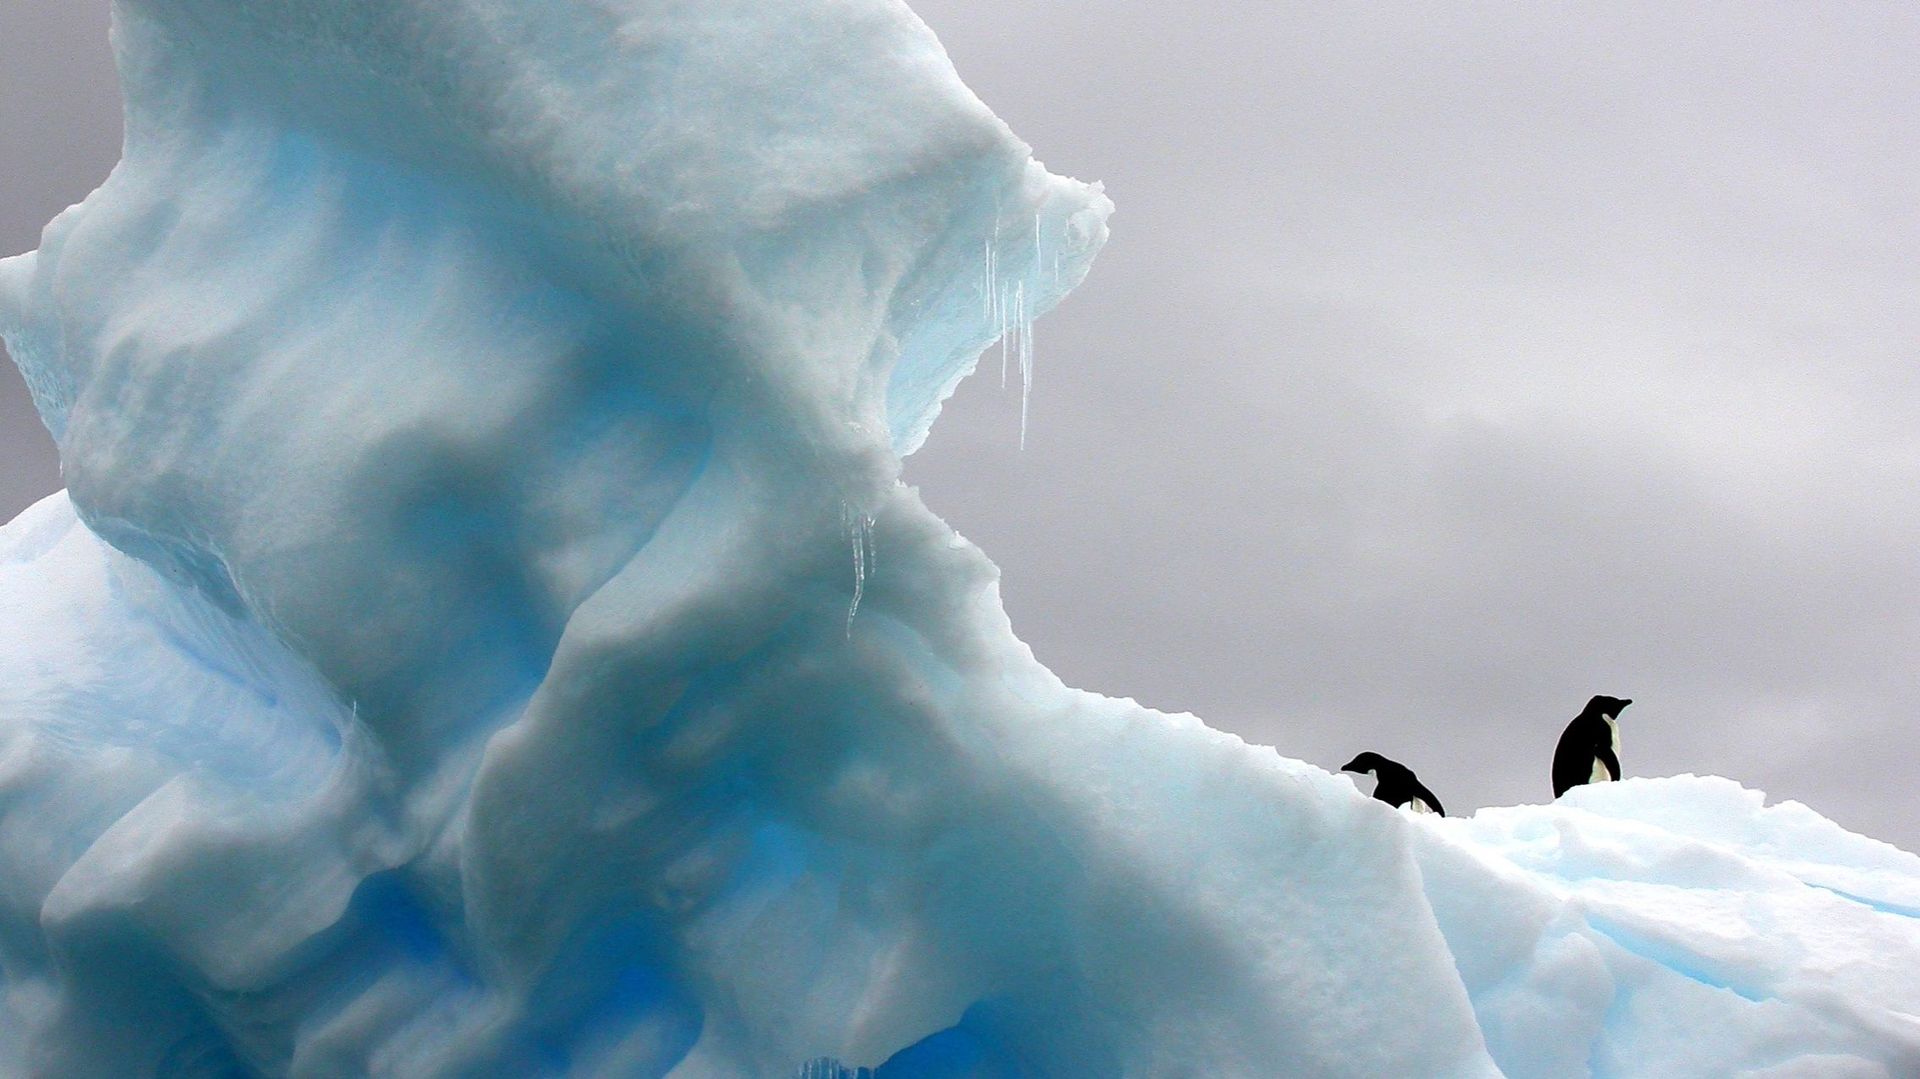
[0,1,1916,1076]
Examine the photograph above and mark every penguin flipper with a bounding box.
[1551,723,1590,798]
[1413,782,1445,817]
[1596,744,1621,783]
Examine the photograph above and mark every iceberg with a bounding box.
[1,1,1916,1075]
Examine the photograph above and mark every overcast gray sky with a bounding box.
[0,2,117,515]
[5,2,1918,851]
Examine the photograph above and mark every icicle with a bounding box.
[985,224,1011,389]
[1008,216,1041,448]
[999,317,1010,389]
[982,237,995,319]
[983,215,1040,445]
[1050,219,1061,288]
[997,253,1010,390]
[1016,280,1033,449]
[1036,212,1047,288]
[844,503,875,636]
[991,238,1001,332]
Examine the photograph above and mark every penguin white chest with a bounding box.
[1589,716,1621,783]
[1405,798,1437,814]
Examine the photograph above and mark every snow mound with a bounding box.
[1419,777,1920,1078]
[2,1,1916,1075]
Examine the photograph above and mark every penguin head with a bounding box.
[1341,752,1391,778]
[1585,695,1632,719]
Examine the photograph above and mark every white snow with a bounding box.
[1417,778,1920,1077]
[1,1,1916,1075]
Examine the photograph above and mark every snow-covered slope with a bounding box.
[1,1,1916,1075]
[1420,779,1920,1077]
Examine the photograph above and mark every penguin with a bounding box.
[1551,694,1632,798]
[1341,752,1446,816]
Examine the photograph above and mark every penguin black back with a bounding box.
[1342,752,1446,816]
[1551,695,1632,798]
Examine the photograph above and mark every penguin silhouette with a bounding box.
[1551,695,1632,798]
[1342,752,1446,815]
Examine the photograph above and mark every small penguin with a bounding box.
[1551,694,1633,798]
[1342,752,1446,816]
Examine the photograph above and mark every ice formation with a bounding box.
[2,1,1917,1075]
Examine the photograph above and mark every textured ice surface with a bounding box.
[2,1,1918,1076]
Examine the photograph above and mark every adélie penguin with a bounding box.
[1341,752,1446,816]
[1552,694,1632,798]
